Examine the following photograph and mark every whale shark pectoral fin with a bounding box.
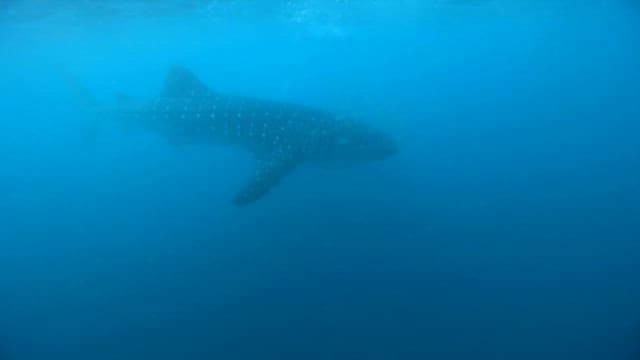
[232,151,300,206]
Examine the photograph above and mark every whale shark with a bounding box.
[109,66,397,205]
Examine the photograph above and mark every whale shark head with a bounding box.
[321,121,398,166]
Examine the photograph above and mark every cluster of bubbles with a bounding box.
[0,0,508,23]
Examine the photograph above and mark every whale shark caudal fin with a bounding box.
[56,65,103,146]
[163,66,213,98]
[57,65,98,108]
[233,151,300,206]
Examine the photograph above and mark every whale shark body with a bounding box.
[113,67,397,205]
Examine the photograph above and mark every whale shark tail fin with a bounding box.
[56,65,103,146]
[58,65,98,109]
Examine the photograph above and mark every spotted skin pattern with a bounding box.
[119,66,397,205]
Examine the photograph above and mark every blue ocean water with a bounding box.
[1,1,639,359]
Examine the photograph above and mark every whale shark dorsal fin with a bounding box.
[116,93,136,107]
[233,151,300,206]
[163,66,212,98]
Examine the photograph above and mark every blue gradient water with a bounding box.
[1,1,639,359]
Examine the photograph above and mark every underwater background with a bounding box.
[1,0,639,359]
